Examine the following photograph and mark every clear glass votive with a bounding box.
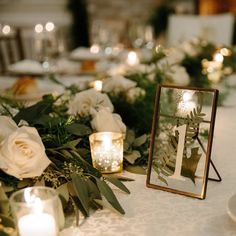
[10,186,60,236]
[89,132,123,173]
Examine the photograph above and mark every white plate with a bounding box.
[70,47,103,61]
[227,193,236,222]
[0,78,64,101]
[7,59,44,76]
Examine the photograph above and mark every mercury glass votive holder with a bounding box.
[10,186,60,236]
[89,132,123,173]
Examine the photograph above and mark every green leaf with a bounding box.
[66,123,92,136]
[125,129,135,145]
[0,214,15,228]
[71,174,90,216]
[86,178,101,200]
[125,165,146,175]
[14,95,54,124]
[62,139,81,149]
[94,177,125,215]
[0,186,10,216]
[17,179,32,188]
[133,134,147,147]
[124,150,141,164]
[104,176,130,194]
[56,183,69,203]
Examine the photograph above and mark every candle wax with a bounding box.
[18,213,57,236]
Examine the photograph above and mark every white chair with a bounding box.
[167,13,235,46]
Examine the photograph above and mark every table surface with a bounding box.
[60,85,236,236]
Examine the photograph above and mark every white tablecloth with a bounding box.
[61,88,236,236]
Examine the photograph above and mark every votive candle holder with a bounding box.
[89,132,123,173]
[10,186,60,236]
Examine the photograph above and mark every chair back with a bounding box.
[0,27,24,74]
[167,13,235,46]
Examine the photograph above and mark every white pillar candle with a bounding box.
[18,212,57,236]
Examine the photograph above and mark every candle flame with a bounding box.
[2,25,11,35]
[103,134,112,150]
[127,51,139,66]
[24,188,43,213]
[45,22,55,32]
[93,80,103,92]
[35,24,43,33]
[213,52,224,63]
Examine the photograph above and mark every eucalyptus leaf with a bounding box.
[71,174,90,216]
[14,95,54,124]
[17,179,32,188]
[0,186,10,216]
[124,150,141,164]
[94,177,125,215]
[86,178,101,201]
[62,139,81,149]
[133,134,147,147]
[125,129,135,145]
[104,176,130,194]
[66,123,92,136]
[125,165,146,175]
[0,214,15,228]
[56,183,69,202]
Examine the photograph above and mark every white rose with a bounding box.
[158,48,185,68]
[91,108,126,134]
[126,87,146,104]
[68,89,114,116]
[0,121,50,179]
[102,75,137,94]
[178,40,200,57]
[0,116,18,142]
[166,65,190,86]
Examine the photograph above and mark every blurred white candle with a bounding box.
[93,80,103,92]
[127,51,139,66]
[18,213,57,236]
[10,187,59,236]
[2,25,11,35]
[177,91,196,117]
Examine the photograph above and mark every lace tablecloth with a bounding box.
[60,89,236,236]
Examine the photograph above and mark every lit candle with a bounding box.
[202,50,224,83]
[17,190,57,236]
[176,91,196,118]
[93,80,103,92]
[127,51,139,66]
[18,212,57,236]
[10,187,59,236]
[89,132,123,173]
[2,24,11,35]
[90,44,100,54]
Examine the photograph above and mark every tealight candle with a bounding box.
[127,51,139,66]
[89,132,123,173]
[93,80,103,92]
[10,187,60,236]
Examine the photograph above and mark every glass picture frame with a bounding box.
[146,85,219,199]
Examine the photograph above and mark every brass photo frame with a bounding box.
[146,85,219,199]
